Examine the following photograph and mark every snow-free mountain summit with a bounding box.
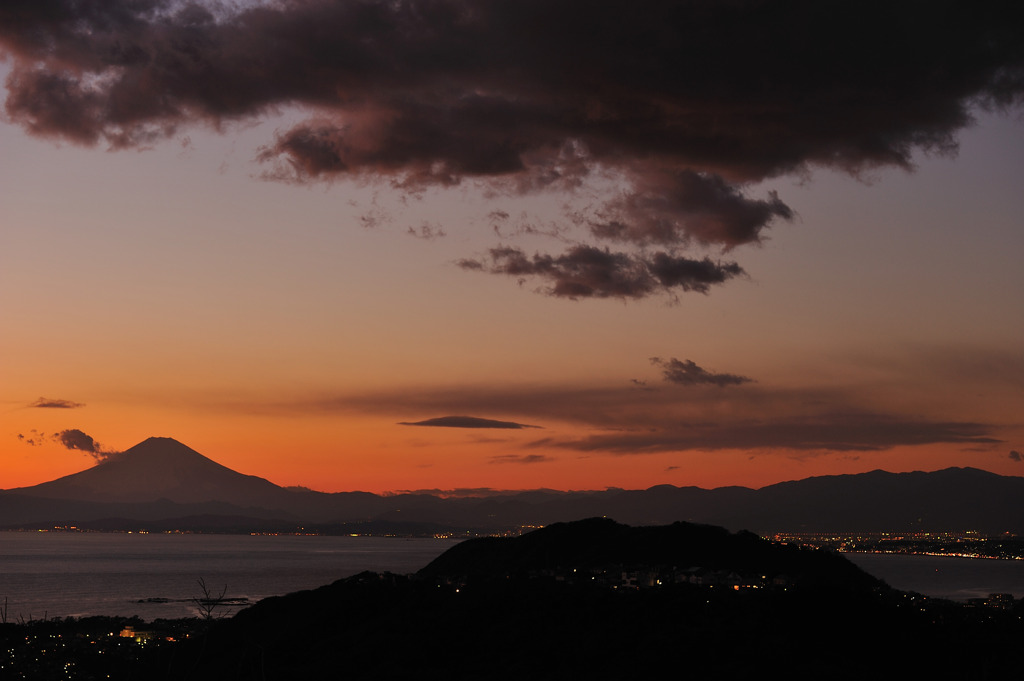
[10,437,290,507]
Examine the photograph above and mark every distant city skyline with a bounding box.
[2,1,1022,493]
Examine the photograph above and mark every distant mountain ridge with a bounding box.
[3,437,1022,533]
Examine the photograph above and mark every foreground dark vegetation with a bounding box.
[3,519,1022,680]
[0,616,195,680]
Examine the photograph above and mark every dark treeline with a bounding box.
[5,579,1022,680]
[137,575,1024,680]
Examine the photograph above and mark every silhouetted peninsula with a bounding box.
[419,517,881,590]
[133,518,1020,680]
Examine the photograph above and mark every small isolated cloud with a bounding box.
[459,245,743,299]
[488,210,511,233]
[490,454,554,465]
[399,415,540,429]
[1010,450,1022,462]
[53,429,119,462]
[651,357,754,387]
[57,429,99,452]
[17,430,45,446]
[407,222,447,240]
[29,397,84,409]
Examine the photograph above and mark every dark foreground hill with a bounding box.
[418,517,880,590]
[128,519,1023,680]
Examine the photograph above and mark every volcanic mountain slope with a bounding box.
[8,437,293,507]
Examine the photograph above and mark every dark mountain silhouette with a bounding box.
[418,517,881,590]
[3,437,390,524]
[133,520,1024,681]
[9,437,292,507]
[3,437,1022,533]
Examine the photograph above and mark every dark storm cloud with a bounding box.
[1010,450,1022,462]
[650,357,753,387]
[399,415,540,429]
[9,0,1019,175]
[5,0,1021,297]
[458,245,744,299]
[29,397,85,409]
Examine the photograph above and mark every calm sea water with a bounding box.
[0,532,457,621]
[844,552,1024,601]
[1,533,1021,622]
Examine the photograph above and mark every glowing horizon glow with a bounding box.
[1,2,1022,494]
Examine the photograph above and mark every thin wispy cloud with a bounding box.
[250,365,1006,456]
[28,397,84,409]
[490,454,554,465]
[390,487,547,498]
[533,418,1002,455]
[650,357,754,387]
[2,1,1021,299]
[406,223,447,240]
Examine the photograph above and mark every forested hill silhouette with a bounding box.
[137,520,1024,681]
[419,517,881,590]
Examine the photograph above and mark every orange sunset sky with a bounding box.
[2,1,1023,494]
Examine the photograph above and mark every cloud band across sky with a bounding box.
[277,377,1007,458]
[2,0,1022,299]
